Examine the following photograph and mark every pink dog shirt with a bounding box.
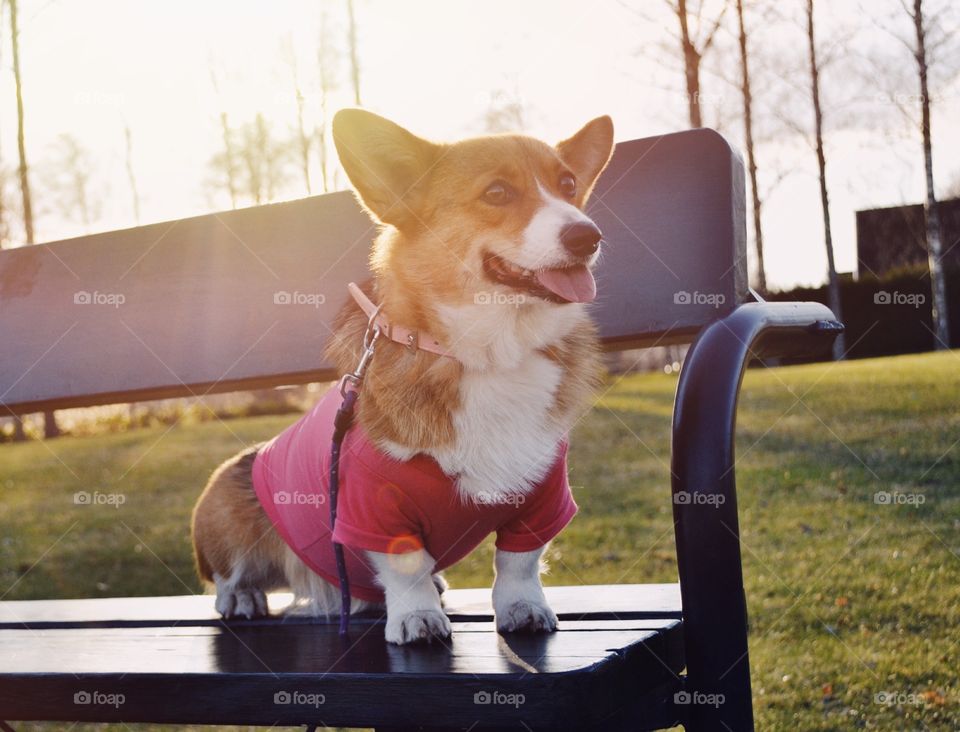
[252,385,578,603]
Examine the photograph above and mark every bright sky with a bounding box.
[0,0,957,290]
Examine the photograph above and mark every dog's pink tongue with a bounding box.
[535,265,597,303]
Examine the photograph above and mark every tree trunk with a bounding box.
[913,0,949,348]
[318,9,332,193]
[295,85,312,195]
[124,125,142,224]
[346,0,362,106]
[677,0,703,128]
[736,0,766,293]
[219,111,238,208]
[11,0,61,436]
[10,0,32,247]
[806,0,845,359]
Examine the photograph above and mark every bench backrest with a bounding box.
[0,128,746,414]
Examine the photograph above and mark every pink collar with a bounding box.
[347,283,456,360]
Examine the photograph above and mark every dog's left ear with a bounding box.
[556,116,615,204]
[333,109,442,229]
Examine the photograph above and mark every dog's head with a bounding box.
[332,109,614,308]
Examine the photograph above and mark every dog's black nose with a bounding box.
[560,221,602,257]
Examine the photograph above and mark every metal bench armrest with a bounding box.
[670,301,843,731]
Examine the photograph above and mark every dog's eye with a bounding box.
[482,181,515,206]
[559,173,577,198]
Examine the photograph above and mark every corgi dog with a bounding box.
[191,109,614,645]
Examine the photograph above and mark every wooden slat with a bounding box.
[1,623,682,674]
[0,129,746,414]
[0,583,682,629]
[0,621,683,729]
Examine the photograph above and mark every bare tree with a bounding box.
[45,134,100,230]
[482,88,525,133]
[908,0,950,347]
[211,114,291,207]
[10,0,59,437]
[669,0,729,127]
[282,39,314,196]
[346,0,361,106]
[735,0,766,292]
[124,125,141,224]
[805,0,845,359]
[210,66,240,208]
[317,7,338,193]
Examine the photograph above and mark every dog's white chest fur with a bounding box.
[381,301,578,499]
[438,353,564,498]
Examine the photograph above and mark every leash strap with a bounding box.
[330,387,357,639]
[328,297,383,639]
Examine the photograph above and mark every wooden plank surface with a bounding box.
[1,622,681,675]
[0,620,684,729]
[0,129,746,413]
[0,583,682,628]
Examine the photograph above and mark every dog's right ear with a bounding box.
[332,109,441,229]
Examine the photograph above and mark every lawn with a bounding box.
[2,351,959,731]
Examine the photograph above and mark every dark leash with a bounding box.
[330,309,381,638]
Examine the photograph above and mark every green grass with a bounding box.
[2,351,959,730]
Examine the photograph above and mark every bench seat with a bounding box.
[0,584,684,730]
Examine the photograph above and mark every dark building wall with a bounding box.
[856,198,960,277]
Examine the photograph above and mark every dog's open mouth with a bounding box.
[482,252,597,304]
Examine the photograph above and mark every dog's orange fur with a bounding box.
[192,110,613,617]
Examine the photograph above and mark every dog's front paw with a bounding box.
[496,600,558,633]
[385,608,452,645]
[215,587,268,619]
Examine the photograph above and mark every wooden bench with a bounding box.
[0,128,842,731]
